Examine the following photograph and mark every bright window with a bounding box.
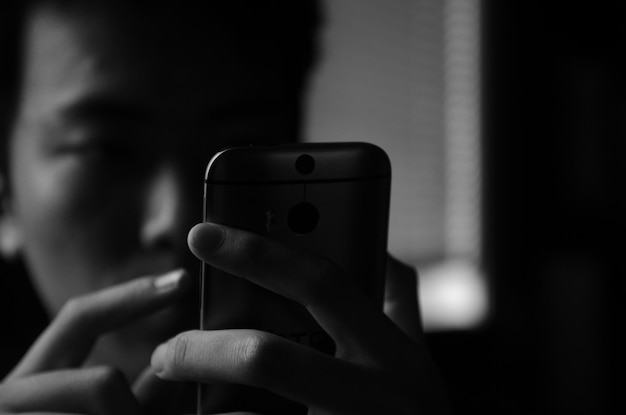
[306,0,487,330]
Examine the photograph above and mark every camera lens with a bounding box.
[288,202,319,234]
[295,154,315,175]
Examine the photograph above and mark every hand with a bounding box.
[151,223,451,415]
[0,270,191,415]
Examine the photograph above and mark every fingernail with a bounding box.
[154,269,186,293]
[189,223,224,252]
[151,342,167,376]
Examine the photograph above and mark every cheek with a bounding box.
[16,153,139,247]
[11,156,143,311]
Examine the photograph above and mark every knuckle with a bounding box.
[168,333,190,375]
[235,332,278,383]
[314,256,342,282]
[302,256,343,303]
[58,296,91,326]
[236,233,271,263]
[59,296,82,316]
[90,366,128,402]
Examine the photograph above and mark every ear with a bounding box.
[0,176,23,259]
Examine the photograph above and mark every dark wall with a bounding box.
[427,2,624,413]
[480,1,625,413]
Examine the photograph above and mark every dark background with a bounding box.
[427,1,625,413]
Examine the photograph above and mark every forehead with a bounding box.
[19,3,289,120]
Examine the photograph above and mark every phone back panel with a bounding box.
[204,142,390,306]
[201,142,390,356]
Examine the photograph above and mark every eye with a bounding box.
[58,139,127,161]
[56,138,151,184]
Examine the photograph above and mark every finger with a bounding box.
[214,413,262,415]
[215,413,262,415]
[0,367,140,415]
[151,330,405,414]
[132,366,190,415]
[384,254,423,341]
[188,223,399,356]
[1,413,81,415]
[7,269,191,380]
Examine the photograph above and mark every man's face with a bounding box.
[3,3,294,372]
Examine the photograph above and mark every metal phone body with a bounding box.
[200,142,391,352]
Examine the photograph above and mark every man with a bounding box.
[0,0,449,413]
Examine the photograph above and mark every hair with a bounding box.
[0,0,322,183]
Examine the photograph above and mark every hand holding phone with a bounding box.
[155,220,451,414]
[150,143,451,414]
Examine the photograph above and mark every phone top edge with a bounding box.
[204,147,231,184]
[204,142,391,183]
[205,175,390,185]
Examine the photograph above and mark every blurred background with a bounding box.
[306,0,624,413]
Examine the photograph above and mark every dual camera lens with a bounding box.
[289,154,318,234]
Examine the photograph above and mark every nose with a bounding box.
[139,164,196,254]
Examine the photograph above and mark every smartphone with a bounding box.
[197,142,390,413]
[200,142,390,345]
